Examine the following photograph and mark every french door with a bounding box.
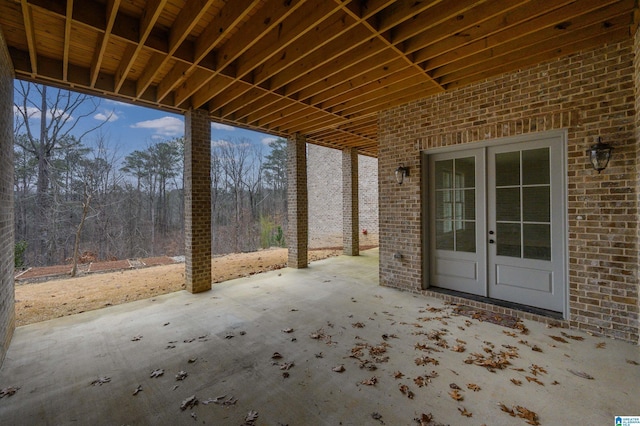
[428,134,566,312]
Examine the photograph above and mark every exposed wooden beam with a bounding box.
[90,0,120,87]
[20,0,37,75]
[114,0,167,92]
[135,0,216,98]
[62,0,72,81]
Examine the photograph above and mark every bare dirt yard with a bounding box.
[14,248,348,327]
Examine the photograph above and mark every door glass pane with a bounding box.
[435,160,453,189]
[523,187,550,222]
[455,157,475,188]
[496,188,520,221]
[496,151,520,186]
[523,148,549,185]
[436,221,454,250]
[497,222,521,257]
[456,222,476,253]
[524,224,551,260]
[436,190,453,220]
[457,189,475,220]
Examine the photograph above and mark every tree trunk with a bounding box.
[71,190,92,277]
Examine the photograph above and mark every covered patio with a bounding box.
[1,250,638,425]
[1,0,640,404]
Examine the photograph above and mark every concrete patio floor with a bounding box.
[0,249,638,425]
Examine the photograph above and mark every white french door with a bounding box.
[428,134,566,313]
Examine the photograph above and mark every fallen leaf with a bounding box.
[244,410,259,425]
[549,335,569,343]
[415,355,439,366]
[393,371,405,379]
[467,383,481,392]
[282,328,294,333]
[511,378,522,386]
[175,371,188,381]
[188,358,198,364]
[190,412,197,420]
[371,412,384,423]
[458,407,472,417]
[498,403,516,417]
[449,383,461,390]
[452,345,466,353]
[180,395,198,411]
[448,389,463,401]
[551,380,560,385]
[414,413,433,426]
[133,385,142,395]
[567,369,594,379]
[352,322,365,328]
[131,335,143,341]
[525,376,544,386]
[90,376,111,386]
[271,352,283,359]
[282,372,290,378]
[627,359,639,365]
[332,365,345,373]
[560,331,584,341]
[0,386,20,398]
[515,405,540,425]
[279,361,294,370]
[398,384,414,398]
[150,369,164,378]
[361,376,378,386]
[596,342,606,349]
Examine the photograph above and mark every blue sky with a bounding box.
[13,81,280,157]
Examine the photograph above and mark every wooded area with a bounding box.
[13,82,288,268]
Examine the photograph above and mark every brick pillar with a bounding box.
[0,28,15,367]
[184,109,211,293]
[343,148,359,256]
[634,26,640,345]
[287,134,308,268]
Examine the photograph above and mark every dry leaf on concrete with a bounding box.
[244,410,259,425]
[0,386,20,398]
[150,369,164,378]
[467,383,481,392]
[180,395,198,411]
[361,376,378,386]
[448,389,463,401]
[90,376,111,386]
[332,365,345,373]
[458,407,472,417]
[568,369,594,379]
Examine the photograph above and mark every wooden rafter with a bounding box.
[2,0,637,157]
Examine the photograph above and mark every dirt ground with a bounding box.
[14,248,345,327]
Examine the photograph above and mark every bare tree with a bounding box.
[14,82,112,265]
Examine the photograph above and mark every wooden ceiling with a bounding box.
[0,0,637,156]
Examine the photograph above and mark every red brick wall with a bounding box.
[635,28,640,345]
[0,28,15,366]
[379,39,639,343]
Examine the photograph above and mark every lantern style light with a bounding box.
[587,137,613,173]
[395,164,409,184]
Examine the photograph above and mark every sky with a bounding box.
[13,81,280,159]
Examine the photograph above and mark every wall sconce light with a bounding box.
[586,137,613,173]
[395,164,409,184]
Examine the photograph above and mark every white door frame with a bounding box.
[422,130,568,317]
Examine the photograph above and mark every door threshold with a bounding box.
[426,287,564,320]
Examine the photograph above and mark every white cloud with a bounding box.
[211,122,235,131]
[261,137,278,146]
[94,111,119,122]
[211,139,232,148]
[13,105,72,121]
[131,116,184,137]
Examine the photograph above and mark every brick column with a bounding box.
[343,148,359,256]
[287,134,308,268]
[0,27,15,367]
[184,109,211,293]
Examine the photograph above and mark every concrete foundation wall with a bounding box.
[379,40,639,343]
[0,27,15,366]
[308,144,379,248]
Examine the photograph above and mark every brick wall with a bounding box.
[287,134,308,268]
[379,39,639,343]
[0,28,15,366]
[308,144,379,248]
[635,28,640,345]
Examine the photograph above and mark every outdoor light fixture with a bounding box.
[587,137,613,173]
[395,164,409,184]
